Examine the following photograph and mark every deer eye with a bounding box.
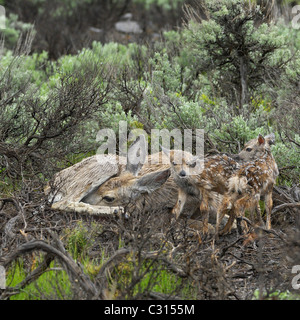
[189,161,196,168]
[103,196,115,203]
[246,148,252,152]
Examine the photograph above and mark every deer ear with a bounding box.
[126,135,147,176]
[258,134,265,145]
[265,133,275,146]
[187,156,199,168]
[80,184,101,205]
[133,168,171,195]
[80,174,117,204]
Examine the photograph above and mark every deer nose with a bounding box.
[238,189,242,195]
[179,170,186,177]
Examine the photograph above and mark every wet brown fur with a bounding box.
[170,134,278,235]
[216,134,278,234]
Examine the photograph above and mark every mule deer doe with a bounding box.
[79,151,213,234]
[45,136,168,213]
[216,133,279,234]
[79,150,198,217]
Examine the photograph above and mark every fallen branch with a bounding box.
[0,253,54,300]
[239,216,287,243]
[0,239,98,299]
[4,214,21,239]
[272,202,300,214]
[218,236,244,258]
[1,198,28,239]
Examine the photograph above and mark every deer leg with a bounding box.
[215,208,222,236]
[216,197,231,236]
[200,192,209,235]
[220,208,235,235]
[234,196,249,235]
[250,207,255,224]
[256,199,264,226]
[265,191,273,230]
[172,199,181,219]
[172,188,187,220]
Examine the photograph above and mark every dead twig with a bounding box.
[272,202,300,214]
[0,253,54,300]
[239,216,287,243]
[0,239,98,299]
